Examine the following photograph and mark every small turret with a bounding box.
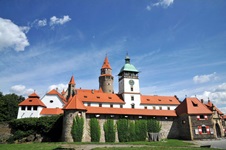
[99,56,114,93]
[67,75,76,100]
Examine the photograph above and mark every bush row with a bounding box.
[8,115,62,142]
[71,117,161,142]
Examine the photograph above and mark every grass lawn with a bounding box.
[0,139,219,150]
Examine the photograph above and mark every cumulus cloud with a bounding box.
[10,85,34,96]
[146,0,174,10]
[193,72,218,84]
[196,83,226,105]
[0,17,30,51]
[49,15,71,27]
[48,83,68,92]
[37,19,47,27]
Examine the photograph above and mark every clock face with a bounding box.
[129,80,134,85]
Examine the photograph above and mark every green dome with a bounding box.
[119,55,139,74]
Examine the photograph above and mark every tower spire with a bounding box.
[99,56,114,93]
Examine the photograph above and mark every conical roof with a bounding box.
[101,56,111,69]
[69,75,75,85]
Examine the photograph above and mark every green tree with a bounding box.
[90,118,100,142]
[128,121,136,141]
[0,92,24,122]
[104,119,115,142]
[135,119,147,141]
[117,119,130,142]
[147,119,162,133]
[71,115,84,142]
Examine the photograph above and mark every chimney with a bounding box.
[201,99,204,103]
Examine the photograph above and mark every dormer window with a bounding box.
[192,101,198,107]
[97,96,100,99]
[84,96,88,98]
[108,97,112,99]
[29,100,32,102]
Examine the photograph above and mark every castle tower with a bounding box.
[66,75,76,101]
[118,55,141,108]
[99,56,114,93]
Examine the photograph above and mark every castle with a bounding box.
[17,55,225,141]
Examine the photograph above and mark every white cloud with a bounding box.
[37,19,47,27]
[146,0,174,11]
[48,83,68,92]
[0,17,30,51]
[10,85,34,96]
[193,72,218,84]
[196,83,226,105]
[49,15,71,27]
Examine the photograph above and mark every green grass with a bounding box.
[0,139,219,150]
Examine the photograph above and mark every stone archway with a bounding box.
[215,123,221,138]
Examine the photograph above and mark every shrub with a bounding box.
[135,119,147,141]
[90,118,100,142]
[147,119,162,133]
[8,115,62,142]
[117,119,129,142]
[103,119,115,142]
[128,121,136,141]
[71,115,84,142]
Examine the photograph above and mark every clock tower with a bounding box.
[118,55,141,108]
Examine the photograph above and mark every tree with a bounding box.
[90,118,100,142]
[104,119,115,142]
[71,115,84,142]
[0,92,24,122]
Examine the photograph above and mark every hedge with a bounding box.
[147,119,162,133]
[135,119,147,141]
[117,119,130,142]
[103,119,115,142]
[90,118,100,142]
[71,115,84,142]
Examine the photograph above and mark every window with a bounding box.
[200,115,205,119]
[120,105,123,108]
[27,106,32,111]
[33,106,37,111]
[50,100,53,103]
[84,96,87,98]
[131,104,135,109]
[131,87,133,91]
[21,106,26,110]
[131,96,134,101]
[110,104,113,108]
[202,126,207,133]
[167,107,170,110]
[153,106,156,110]
[88,103,91,106]
[159,106,162,110]
[99,103,102,107]
[144,106,147,109]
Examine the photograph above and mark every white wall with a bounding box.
[17,106,43,119]
[41,95,64,108]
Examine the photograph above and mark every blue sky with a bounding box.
[1,0,226,112]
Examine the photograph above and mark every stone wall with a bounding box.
[62,112,178,142]
[0,122,11,143]
[177,114,192,140]
[190,115,215,140]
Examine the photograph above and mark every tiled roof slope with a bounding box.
[101,56,111,69]
[175,97,212,115]
[40,108,63,115]
[63,95,87,110]
[47,89,67,104]
[86,107,177,117]
[141,95,180,105]
[69,75,75,85]
[75,89,125,104]
[205,100,224,115]
[19,92,46,107]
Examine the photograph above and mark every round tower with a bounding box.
[99,56,114,93]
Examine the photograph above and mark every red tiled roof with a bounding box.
[223,115,226,119]
[101,56,111,69]
[205,100,224,115]
[175,97,212,115]
[69,75,75,85]
[86,106,177,117]
[40,108,63,115]
[63,95,87,110]
[141,95,180,105]
[47,89,67,104]
[19,93,46,107]
[75,89,125,104]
